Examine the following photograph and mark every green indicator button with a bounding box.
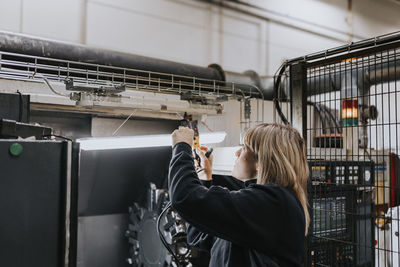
[9,143,23,156]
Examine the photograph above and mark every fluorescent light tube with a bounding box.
[77,131,227,151]
[200,132,227,144]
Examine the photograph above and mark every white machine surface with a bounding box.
[376,206,400,267]
[211,146,241,176]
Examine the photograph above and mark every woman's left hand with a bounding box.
[172,126,194,147]
[195,147,213,181]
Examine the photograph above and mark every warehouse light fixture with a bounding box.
[77,131,227,151]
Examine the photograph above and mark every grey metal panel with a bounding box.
[77,214,130,267]
[72,146,172,267]
[0,139,67,267]
[30,111,92,140]
[0,92,30,123]
[78,146,171,216]
[69,142,81,267]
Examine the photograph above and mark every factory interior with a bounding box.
[1,0,400,266]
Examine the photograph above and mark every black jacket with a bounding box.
[168,142,306,267]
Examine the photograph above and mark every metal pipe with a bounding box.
[307,60,400,96]
[225,70,274,100]
[369,60,400,85]
[0,31,274,100]
[0,31,223,81]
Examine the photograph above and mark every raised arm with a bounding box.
[168,142,285,251]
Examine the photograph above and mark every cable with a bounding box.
[308,102,327,134]
[320,104,335,134]
[274,63,290,125]
[112,109,137,136]
[320,104,342,134]
[32,71,70,97]
[16,90,24,122]
[308,101,343,135]
[364,148,372,161]
[157,201,182,267]
[43,134,73,142]
[175,112,184,120]
[157,139,213,267]
[201,121,214,132]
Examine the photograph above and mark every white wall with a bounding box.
[2,0,399,75]
[369,81,400,152]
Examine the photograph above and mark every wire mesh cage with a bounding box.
[274,32,400,267]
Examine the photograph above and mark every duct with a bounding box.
[0,31,222,81]
[224,70,274,100]
[0,31,271,100]
[368,60,400,85]
[308,60,400,96]
[260,59,400,108]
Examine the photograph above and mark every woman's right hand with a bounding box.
[195,147,213,181]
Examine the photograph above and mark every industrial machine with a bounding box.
[0,31,270,267]
[308,161,375,266]
[126,184,194,266]
[272,32,400,267]
[0,93,71,267]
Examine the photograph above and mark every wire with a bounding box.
[32,71,70,97]
[308,101,327,134]
[16,90,24,122]
[308,101,343,135]
[175,112,184,120]
[364,148,372,161]
[43,134,73,142]
[320,104,335,134]
[274,63,290,125]
[112,109,137,136]
[157,202,182,266]
[201,121,214,132]
[320,104,342,134]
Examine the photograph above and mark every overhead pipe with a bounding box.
[305,59,400,149]
[224,70,274,100]
[0,31,274,100]
[0,31,223,80]
[307,60,400,96]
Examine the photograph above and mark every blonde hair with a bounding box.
[243,123,310,236]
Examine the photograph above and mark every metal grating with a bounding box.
[0,50,265,130]
[274,31,400,266]
[0,51,261,97]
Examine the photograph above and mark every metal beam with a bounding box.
[290,62,307,139]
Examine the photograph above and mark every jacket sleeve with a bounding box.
[187,224,214,251]
[168,142,284,250]
[186,180,215,251]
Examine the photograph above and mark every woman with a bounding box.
[169,123,310,266]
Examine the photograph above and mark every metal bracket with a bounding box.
[65,78,125,95]
[244,98,251,120]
